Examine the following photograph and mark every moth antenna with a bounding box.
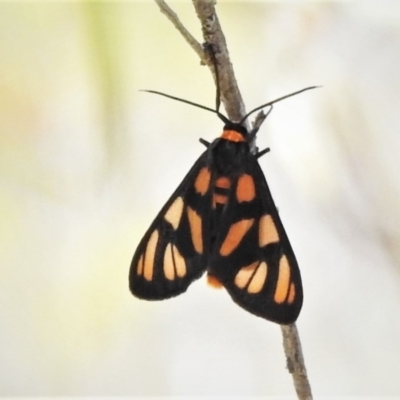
[239,86,321,125]
[141,90,214,113]
[140,89,230,125]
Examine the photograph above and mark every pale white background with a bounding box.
[1,1,400,398]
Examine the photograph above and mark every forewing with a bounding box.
[129,152,213,300]
[209,157,303,324]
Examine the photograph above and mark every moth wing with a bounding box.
[129,152,213,300]
[209,157,303,324]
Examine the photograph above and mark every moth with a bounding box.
[129,62,316,324]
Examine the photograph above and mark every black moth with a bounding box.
[129,55,316,324]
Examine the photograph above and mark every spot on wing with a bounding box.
[220,218,254,256]
[259,214,279,247]
[194,167,211,195]
[236,174,256,203]
[215,176,231,189]
[247,261,268,294]
[163,243,175,280]
[207,274,224,289]
[137,254,144,276]
[172,244,186,278]
[187,206,203,254]
[163,243,186,280]
[234,261,268,293]
[287,282,296,304]
[164,196,184,230]
[143,230,159,281]
[234,261,258,289]
[274,255,291,303]
[213,193,228,205]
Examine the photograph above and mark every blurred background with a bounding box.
[1,0,400,398]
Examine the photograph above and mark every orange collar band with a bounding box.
[221,130,245,142]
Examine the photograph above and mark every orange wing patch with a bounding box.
[236,174,256,203]
[234,261,268,294]
[163,244,175,280]
[164,196,184,230]
[174,246,186,278]
[215,176,231,189]
[213,194,228,205]
[187,206,203,254]
[137,229,159,281]
[259,214,279,247]
[220,218,254,256]
[163,243,187,280]
[213,176,231,206]
[274,255,291,303]
[247,262,268,293]
[194,167,211,195]
[234,261,258,289]
[287,282,296,304]
[137,254,144,276]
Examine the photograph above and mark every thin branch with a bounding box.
[191,0,248,127]
[281,324,313,400]
[152,1,313,399]
[153,0,205,61]
[153,0,249,130]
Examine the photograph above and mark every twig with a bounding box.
[281,324,313,400]
[191,0,247,126]
[153,0,248,131]
[153,0,205,61]
[151,1,313,399]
